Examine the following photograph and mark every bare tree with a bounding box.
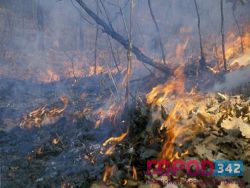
[37,0,45,50]
[231,1,244,53]
[148,0,166,64]
[220,0,227,71]
[99,0,120,72]
[193,0,206,70]
[125,0,133,104]
[94,0,99,74]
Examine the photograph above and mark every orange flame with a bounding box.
[103,165,115,183]
[102,131,128,156]
[103,131,128,147]
[39,68,60,83]
[132,166,138,181]
[20,96,68,128]
[216,31,250,70]
[104,145,116,155]
[160,100,193,161]
[95,100,125,128]
[146,66,185,106]
[146,66,201,161]
[88,65,104,76]
[225,32,250,60]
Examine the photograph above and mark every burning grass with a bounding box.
[1,7,250,188]
[95,90,250,187]
[94,58,250,187]
[4,29,249,187]
[20,96,68,128]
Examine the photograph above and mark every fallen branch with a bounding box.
[75,0,171,75]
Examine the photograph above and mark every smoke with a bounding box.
[0,0,250,131]
[213,65,250,91]
[0,0,250,82]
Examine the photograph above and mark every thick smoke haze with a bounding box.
[0,0,249,83]
[213,60,250,91]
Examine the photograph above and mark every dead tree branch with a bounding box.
[99,0,120,72]
[75,0,171,75]
[148,0,166,64]
[117,0,155,77]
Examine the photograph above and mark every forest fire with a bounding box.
[215,30,250,71]
[225,31,250,60]
[146,65,200,161]
[146,66,186,105]
[1,0,250,188]
[38,64,107,83]
[145,26,250,162]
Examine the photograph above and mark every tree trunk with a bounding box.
[220,0,227,71]
[126,0,133,105]
[37,0,44,51]
[193,0,206,70]
[94,0,99,74]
